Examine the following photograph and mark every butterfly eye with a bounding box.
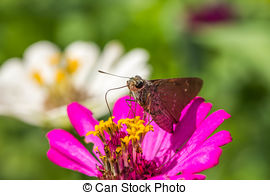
[135,80,144,88]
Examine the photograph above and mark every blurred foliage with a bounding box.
[1,0,270,179]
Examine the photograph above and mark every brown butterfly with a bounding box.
[127,75,203,133]
[98,71,202,133]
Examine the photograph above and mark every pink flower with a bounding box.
[47,96,231,179]
[187,2,236,32]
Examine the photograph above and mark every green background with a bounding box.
[0,0,270,179]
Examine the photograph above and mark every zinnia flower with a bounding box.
[187,2,236,32]
[47,95,231,179]
[0,41,150,126]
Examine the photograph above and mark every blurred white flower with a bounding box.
[0,41,151,127]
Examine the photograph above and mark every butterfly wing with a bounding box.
[149,106,175,132]
[145,92,176,132]
[148,78,203,132]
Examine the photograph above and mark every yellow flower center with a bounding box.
[67,58,80,74]
[119,117,153,145]
[30,52,89,110]
[87,116,153,146]
[31,71,44,85]
[55,69,66,84]
[86,116,157,180]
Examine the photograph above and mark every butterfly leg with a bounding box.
[147,95,152,123]
[125,98,137,118]
[143,111,147,121]
[144,96,153,125]
[146,117,154,126]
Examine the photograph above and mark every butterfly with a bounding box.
[127,75,203,133]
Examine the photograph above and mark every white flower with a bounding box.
[0,40,151,127]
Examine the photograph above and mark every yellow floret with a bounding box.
[55,69,66,84]
[86,116,153,146]
[31,71,44,85]
[67,58,80,74]
[116,147,122,155]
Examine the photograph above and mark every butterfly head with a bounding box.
[127,75,145,92]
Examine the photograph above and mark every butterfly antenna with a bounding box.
[98,70,130,79]
[105,85,128,117]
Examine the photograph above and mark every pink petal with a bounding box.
[169,173,206,180]
[147,175,166,180]
[166,145,222,175]
[170,131,232,174]
[172,97,212,151]
[47,129,100,177]
[204,130,232,147]
[166,131,231,175]
[181,146,222,174]
[67,102,104,154]
[179,97,211,125]
[170,173,206,180]
[187,109,231,149]
[142,121,172,163]
[113,96,144,122]
[67,102,98,136]
[194,101,212,127]
[142,97,212,164]
[164,131,231,175]
[47,149,96,177]
[174,109,230,164]
[148,173,206,180]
